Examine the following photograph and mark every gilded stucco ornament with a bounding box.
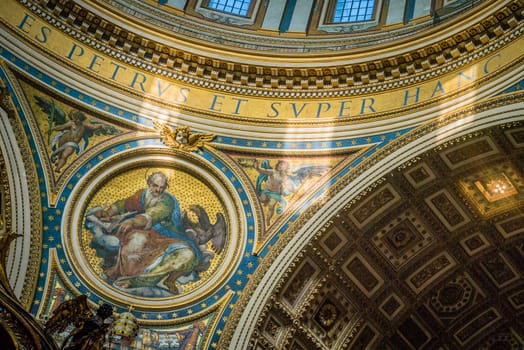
[0,70,42,306]
[19,0,523,93]
[0,232,58,350]
[154,121,215,152]
[0,232,21,295]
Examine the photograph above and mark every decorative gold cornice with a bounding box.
[17,0,524,95]
[0,68,42,307]
[0,232,57,350]
[97,0,482,52]
[0,233,21,296]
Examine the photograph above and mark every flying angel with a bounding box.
[154,121,215,152]
[35,96,120,172]
[254,159,331,225]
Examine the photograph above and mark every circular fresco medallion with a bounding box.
[65,155,241,310]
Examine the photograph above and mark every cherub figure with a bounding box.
[175,127,189,144]
[35,96,120,173]
[254,160,298,225]
[154,122,215,152]
[254,159,331,225]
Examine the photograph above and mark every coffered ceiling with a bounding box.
[249,123,524,349]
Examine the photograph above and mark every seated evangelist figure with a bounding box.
[86,171,201,297]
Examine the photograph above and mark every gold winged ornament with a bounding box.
[154,122,215,152]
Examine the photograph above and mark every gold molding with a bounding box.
[0,69,42,308]
[8,0,524,94]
